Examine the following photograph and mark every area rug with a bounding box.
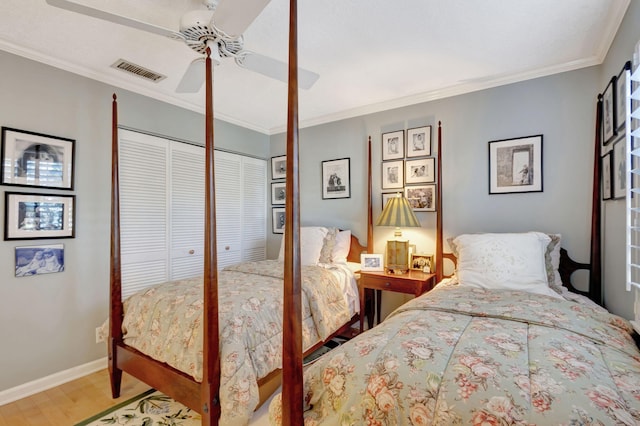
[75,388,200,426]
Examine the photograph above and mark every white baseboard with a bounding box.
[0,357,107,406]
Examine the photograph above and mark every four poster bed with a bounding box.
[267,123,640,424]
[107,2,369,425]
[105,0,640,424]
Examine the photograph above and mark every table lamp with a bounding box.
[376,193,421,274]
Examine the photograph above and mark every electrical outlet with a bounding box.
[95,327,105,343]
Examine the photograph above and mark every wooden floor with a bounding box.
[0,370,149,426]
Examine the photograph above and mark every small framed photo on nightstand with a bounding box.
[361,253,384,272]
[410,254,433,272]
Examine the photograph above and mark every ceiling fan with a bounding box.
[45,0,319,92]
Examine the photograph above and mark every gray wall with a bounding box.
[270,65,600,319]
[599,0,640,320]
[0,51,269,392]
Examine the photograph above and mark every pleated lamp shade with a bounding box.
[376,194,421,274]
[376,195,421,236]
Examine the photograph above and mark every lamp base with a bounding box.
[385,240,409,275]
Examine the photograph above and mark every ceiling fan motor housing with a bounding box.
[180,10,243,57]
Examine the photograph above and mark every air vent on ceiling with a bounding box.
[111,59,166,83]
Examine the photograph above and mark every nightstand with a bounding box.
[359,270,436,332]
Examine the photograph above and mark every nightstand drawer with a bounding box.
[363,275,421,294]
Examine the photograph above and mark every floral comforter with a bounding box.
[120,260,351,426]
[270,284,640,425]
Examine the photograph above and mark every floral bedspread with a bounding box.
[270,285,640,425]
[120,260,351,426]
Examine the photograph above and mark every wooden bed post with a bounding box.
[281,0,303,423]
[108,93,123,398]
[368,136,373,253]
[201,47,221,426]
[435,122,444,282]
[590,97,603,305]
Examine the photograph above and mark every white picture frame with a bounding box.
[360,253,384,272]
[488,135,543,194]
[322,157,351,199]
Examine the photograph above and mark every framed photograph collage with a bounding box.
[1,126,76,277]
[381,126,435,212]
[600,61,632,201]
[270,155,286,234]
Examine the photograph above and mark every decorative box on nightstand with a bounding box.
[358,269,436,332]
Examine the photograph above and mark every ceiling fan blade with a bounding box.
[45,0,183,40]
[176,58,206,93]
[213,0,271,37]
[238,53,319,90]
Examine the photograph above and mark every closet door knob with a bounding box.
[188,249,195,255]
[225,246,230,251]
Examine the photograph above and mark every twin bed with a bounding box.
[105,2,640,425]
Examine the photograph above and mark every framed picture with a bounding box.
[271,155,286,180]
[602,152,613,201]
[405,185,436,211]
[272,207,285,234]
[410,253,433,272]
[381,160,404,189]
[612,136,626,199]
[1,127,75,190]
[4,192,75,240]
[488,135,543,194]
[360,253,384,272]
[15,243,65,277]
[271,181,286,205]
[381,130,404,161]
[322,157,351,199]
[602,76,617,145]
[406,126,431,157]
[405,157,435,184]
[381,192,398,210]
[616,62,631,132]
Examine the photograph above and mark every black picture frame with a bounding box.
[405,157,435,184]
[406,126,431,158]
[1,127,75,190]
[271,155,286,180]
[612,136,626,200]
[381,130,404,161]
[4,192,76,240]
[405,185,436,212]
[602,76,617,146]
[601,151,613,200]
[615,61,632,132]
[322,158,351,199]
[271,181,286,205]
[381,160,404,189]
[488,135,543,194]
[272,207,285,234]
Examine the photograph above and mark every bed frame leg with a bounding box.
[108,339,122,398]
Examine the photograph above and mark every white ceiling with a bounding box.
[0,0,630,134]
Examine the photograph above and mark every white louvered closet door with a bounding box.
[170,143,205,280]
[119,130,170,298]
[118,129,267,297]
[215,151,243,268]
[242,157,267,262]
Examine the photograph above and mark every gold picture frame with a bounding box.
[410,253,433,272]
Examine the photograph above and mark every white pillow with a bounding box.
[332,230,351,264]
[278,226,328,266]
[452,232,561,298]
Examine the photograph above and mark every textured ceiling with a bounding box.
[0,0,630,134]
